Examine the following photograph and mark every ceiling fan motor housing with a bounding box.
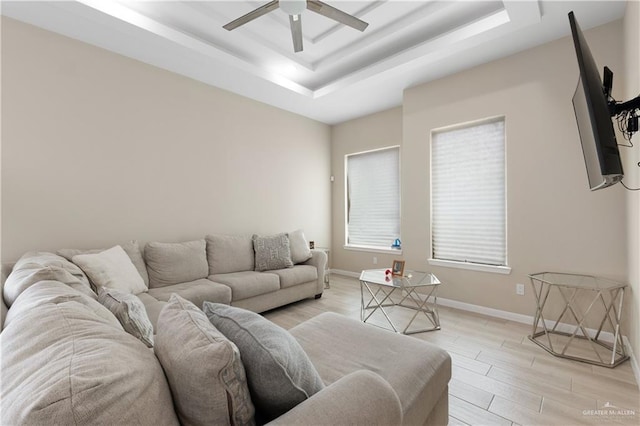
[280,0,306,16]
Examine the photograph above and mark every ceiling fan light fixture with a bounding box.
[280,0,306,16]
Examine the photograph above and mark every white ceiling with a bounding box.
[1,1,627,124]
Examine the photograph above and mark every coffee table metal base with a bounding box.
[360,281,440,334]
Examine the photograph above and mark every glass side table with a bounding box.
[528,272,628,368]
[359,269,441,334]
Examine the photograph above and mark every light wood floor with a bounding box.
[263,274,640,426]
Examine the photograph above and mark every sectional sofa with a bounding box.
[0,232,451,425]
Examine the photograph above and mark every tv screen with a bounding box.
[569,11,623,190]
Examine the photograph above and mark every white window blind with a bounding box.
[431,118,506,266]
[346,147,400,248]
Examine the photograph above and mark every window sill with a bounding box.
[344,245,403,255]
[428,258,511,275]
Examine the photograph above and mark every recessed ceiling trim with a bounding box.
[310,0,386,44]
[311,0,454,71]
[313,9,512,98]
[503,0,542,26]
[77,0,313,97]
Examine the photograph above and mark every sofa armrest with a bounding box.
[302,249,327,295]
[266,370,402,426]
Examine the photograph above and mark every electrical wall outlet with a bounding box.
[373,256,378,265]
[516,283,525,296]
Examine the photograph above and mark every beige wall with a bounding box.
[623,0,640,375]
[1,18,331,262]
[332,20,627,319]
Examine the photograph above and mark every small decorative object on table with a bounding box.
[391,239,401,250]
[391,260,405,276]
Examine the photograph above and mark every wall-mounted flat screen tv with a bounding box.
[569,11,623,190]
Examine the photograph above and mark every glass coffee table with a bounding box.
[359,269,441,334]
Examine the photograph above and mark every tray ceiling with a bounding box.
[1,1,627,124]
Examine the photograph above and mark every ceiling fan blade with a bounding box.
[223,0,280,31]
[289,14,303,52]
[306,0,368,32]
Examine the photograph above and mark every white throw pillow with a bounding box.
[288,229,312,264]
[73,246,147,295]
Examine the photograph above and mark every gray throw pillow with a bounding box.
[98,287,154,348]
[203,303,324,423]
[156,295,255,426]
[252,233,294,272]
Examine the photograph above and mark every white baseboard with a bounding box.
[330,269,360,279]
[624,336,640,389]
[332,268,638,382]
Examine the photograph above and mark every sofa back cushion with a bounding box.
[3,251,94,307]
[155,294,255,426]
[206,235,254,275]
[1,281,179,426]
[58,240,149,287]
[144,240,208,288]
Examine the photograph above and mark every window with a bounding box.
[346,147,400,250]
[430,117,507,271]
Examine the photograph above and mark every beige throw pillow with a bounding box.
[98,287,154,348]
[155,295,255,426]
[73,246,147,295]
[58,240,149,287]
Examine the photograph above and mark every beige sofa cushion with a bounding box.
[58,240,149,287]
[73,246,147,295]
[288,229,312,264]
[136,292,167,332]
[206,235,254,274]
[208,271,279,301]
[1,282,179,426]
[98,287,154,348]
[204,303,324,423]
[270,265,318,289]
[289,312,452,426]
[147,278,232,307]
[3,251,94,307]
[155,295,255,426]
[145,240,208,288]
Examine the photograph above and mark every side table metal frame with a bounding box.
[528,272,628,368]
[360,277,440,334]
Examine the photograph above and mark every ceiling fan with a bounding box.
[223,0,369,53]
